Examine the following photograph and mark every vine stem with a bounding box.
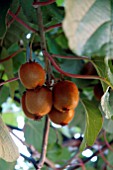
[45,23,62,32]
[51,54,90,60]
[43,50,105,80]
[8,10,38,33]
[7,6,21,27]
[33,0,56,8]
[0,77,19,86]
[96,141,113,169]
[34,1,51,169]
[8,125,55,169]
[0,48,25,63]
[103,131,113,152]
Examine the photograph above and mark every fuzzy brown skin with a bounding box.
[19,61,46,89]
[25,86,52,116]
[21,92,42,120]
[53,80,79,112]
[49,107,75,125]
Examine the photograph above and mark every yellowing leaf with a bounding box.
[63,0,111,56]
[101,87,113,119]
[0,116,19,162]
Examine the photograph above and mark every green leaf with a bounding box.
[69,101,85,132]
[0,86,9,106]
[24,118,58,152]
[107,151,113,170]
[92,56,109,91]
[47,143,71,164]
[80,99,103,150]
[56,0,64,6]
[0,0,13,38]
[63,0,111,56]
[1,48,18,98]
[103,119,113,133]
[3,0,29,48]
[61,59,95,89]
[0,159,16,170]
[46,33,66,55]
[19,0,37,24]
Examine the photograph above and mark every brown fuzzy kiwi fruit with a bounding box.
[25,86,52,116]
[49,107,75,126]
[53,80,79,112]
[19,61,46,89]
[21,92,41,120]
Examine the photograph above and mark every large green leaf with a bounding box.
[63,0,111,56]
[1,48,18,98]
[0,0,12,38]
[19,0,37,24]
[47,143,71,164]
[3,0,29,48]
[0,159,16,170]
[107,151,113,170]
[69,101,86,132]
[92,56,112,91]
[20,0,63,27]
[24,117,59,152]
[0,86,9,106]
[80,99,103,150]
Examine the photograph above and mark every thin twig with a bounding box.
[33,0,56,8]
[20,153,38,169]
[0,48,25,63]
[104,131,113,152]
[0,77,19,86]
[43,50,105,80]
[51,54,90,60]
[68,140,113,169]
[8,10,38,33]
[96,141,113,169]
[9,127,56,169]
[45,23,62,32]
[7,124,22,131]
[7,6,21,27]
[36,116,50,169]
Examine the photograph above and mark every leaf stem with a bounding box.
[0,48,25,63]
[7,6,21,27]
[45,23,62,32]
[8,10,38,33]
[43,50,104,80]
[0,77,19,86]
[33,0,56,8]
[51,54,90,60]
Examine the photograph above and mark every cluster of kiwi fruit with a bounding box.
[19,61,79,125]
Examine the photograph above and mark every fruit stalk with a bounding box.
[36,1,51,78]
